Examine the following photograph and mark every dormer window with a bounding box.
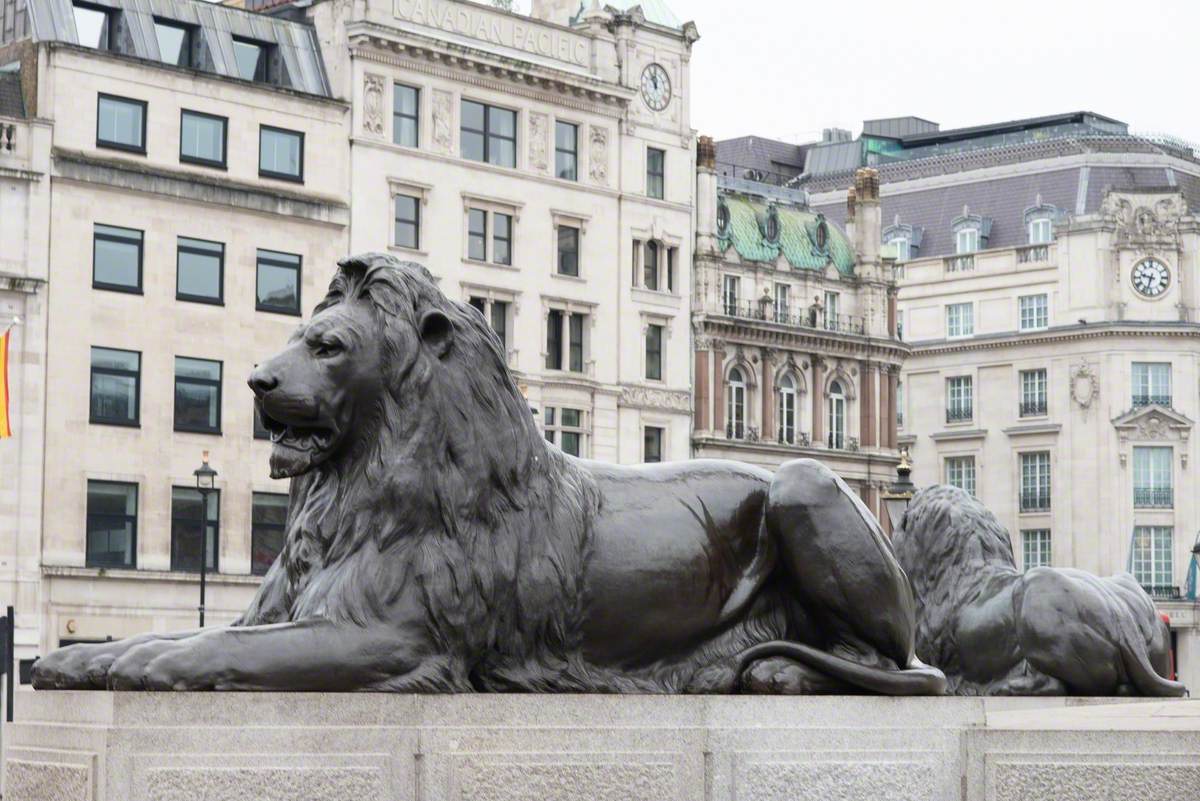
[883,221,922,262]
[716,198,730,237]
[154,19,193,68]
[951,209,991,254]
[1023,200,1060,246]
[763,205,780,244]
[956,228,978,254]
[815,217,829,250]
[232,37,270,83]
[73,2,114,50]
[892,236,910,261]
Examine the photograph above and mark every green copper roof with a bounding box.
[604,0,682,28]
[717,196,856,276]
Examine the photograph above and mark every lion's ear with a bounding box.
[419,310,454,358]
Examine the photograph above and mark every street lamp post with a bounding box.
[193,451,217,628]
[881,447,916,532]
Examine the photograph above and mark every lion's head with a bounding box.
[249,253,539,481]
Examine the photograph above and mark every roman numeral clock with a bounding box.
[1131,256,1170,298]
[640,62,672,112]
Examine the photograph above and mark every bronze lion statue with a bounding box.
[33,254,944,695]
[893,485,1185,696]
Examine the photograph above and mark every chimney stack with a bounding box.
[696,135,718,251]
[852,168,881,264]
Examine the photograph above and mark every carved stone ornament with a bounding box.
[528,112,549,172]
[431,89,453,154]
[362,73,385,137]
[1102,191,1185,246]
[32,253,949,698]
[1112,404,1193,447]
[1069,363,1098,409]
[589,125,609,186]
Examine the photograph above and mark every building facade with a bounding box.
[693,142,905,524]
[0,0,349,661]
[305,0,699,464]
[798,112,1200,691]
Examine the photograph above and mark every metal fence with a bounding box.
[712,301,867,336]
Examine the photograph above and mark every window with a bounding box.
[468,208,487,261]
[1019,294,1048,331]
[170,487,218,573]
[956,227,979,254]
[946,302,974,338]
[823,291,840,331]
[946,376,972,423]
[945,456,976,496]
[174,357,222,434]
[1020,451,1051,512]
[645,323,663,381]
[154,19,192,67]
[774,284,790,323]
[461,100,516,168]
[646,147,665,199]
[557,225,579,276]
[97,95,146,153]
[722,275,740,315]
[1020,369,1047,417]
[827,379,846,449]
[546,310,585,372]
[259,126,303,182]
[86,480,137,568]
[232,37,269,82]
[726,367,746,439]
[256,250,302,315]
[667,247,676,292]
[176,237,224,305]
[555,121,578,180]
[1022,529,1051,570]
[1028,217,1053,245]
[892,236,910,262]
[544,407,584,456]
[777,372,797,444]
[468,296,510,352]
[1132,362,1171,407]
[493,213,512,265]
[644,426,664,463]
[253,402,270,439]
[90,347,140,426]
[644,241,659,290]
[1133,446,1173,508]
[93,224,143,293]
[393,84,419,147]
[394,194,421,250]
[180,110,226,168]
[73,2,112,49]
[1131,526,1173,589]
[251,492,288,576]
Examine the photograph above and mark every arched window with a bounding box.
[727,367,746,440]
[828,379,846,449]
[777,373,797,444]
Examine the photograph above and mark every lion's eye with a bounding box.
[312,340,344,358]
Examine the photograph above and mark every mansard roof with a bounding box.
[718,192,855,276]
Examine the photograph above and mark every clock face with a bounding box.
[640,63,671,112]
[1132,257,1170,298]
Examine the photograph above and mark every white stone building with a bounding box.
[0,0,350,664]
[300,0,700,464]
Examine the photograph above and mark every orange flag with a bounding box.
[0,328,11,438]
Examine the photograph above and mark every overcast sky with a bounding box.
[678,0,1198,145]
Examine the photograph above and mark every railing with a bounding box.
[1016,244,1050,264]
[0,123,14,153]
[1142,585,1182,601]
[1020,491,1051,512]
[1134,487,1174,509]
[777,429,813,448]
[896,411,904,427]
[1132,394,1171,408]
[946,406,973,423]
[945,254,975,272]
[711,301,867,336]
[725,423,760,442]
[1019,400,1047,417]
[714,161,801,188]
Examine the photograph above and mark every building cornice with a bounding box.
[907,320,1200,356]
[51,149,349,226]
[1002,423,1062,437]
[930,428,988,441]
[42,564,263,586]
[697,315,910,362]
[691,435,901,463]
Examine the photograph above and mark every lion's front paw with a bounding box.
[108,641,194,691]
[32,644,113,690]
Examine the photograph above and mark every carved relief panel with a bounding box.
[528,112,549,173]
[362,73,385,137]
[589,125,609,186]
[431,90,454,155]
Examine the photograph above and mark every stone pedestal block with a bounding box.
[2,693,1196,801]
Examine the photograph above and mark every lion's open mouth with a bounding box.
[256,401,337,476]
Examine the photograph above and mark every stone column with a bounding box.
[811,358,824,445]
[713,342,726,436]
[884,367,898,449]
[694,340,710,433]
[888,293,898,337]
[860,361,876,448]
[761,348,774,442]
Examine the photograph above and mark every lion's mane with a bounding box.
[241,254,601,691]
[892,485,1020,686]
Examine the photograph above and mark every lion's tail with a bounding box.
[735,641,947,696]
[1118,632,1188,698]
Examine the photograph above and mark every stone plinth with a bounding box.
[2,692,1197,801]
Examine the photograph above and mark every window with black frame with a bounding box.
[251,492,288,575]
[232,37,269,82]
[180,110,226,168]
[493,213,512,265]
[644,426,663,463]
[259,126,303,182]
[394,195,420,249]
[557,225,579,276]
[393,84,419,147]
[170,486,218,572]
[256,249,301,315]
[460,100,516,167]
[73,2,113,50]
[645,323,663,380]
[86,480,137,568]
[467,208,487,261]
[253,402,270,439]
[90,347,140,426]
[545,309,588,372]
[176,237,224,304]
[97,94,147,153]
[154,19,192,67]
[555,121,578,180]
[93,224,143,292]
[647,147,665,199]
[174,357,222,433]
